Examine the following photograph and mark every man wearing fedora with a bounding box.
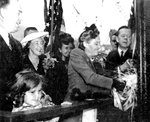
[0,0,23,111]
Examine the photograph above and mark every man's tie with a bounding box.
[120,51,124,59]
[8,34,12,50]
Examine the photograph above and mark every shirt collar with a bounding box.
[118,47,128,56]
[0,27,9,46]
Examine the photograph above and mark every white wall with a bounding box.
[12,0,45,41]
[12,0,133,45]
[62,0,133,45]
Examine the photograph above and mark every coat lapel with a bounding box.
[84,54,96,72]
[0,35,13,65]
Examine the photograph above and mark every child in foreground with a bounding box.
[11,70,59,122]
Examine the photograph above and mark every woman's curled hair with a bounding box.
[78,24,100,50]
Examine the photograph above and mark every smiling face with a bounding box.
[59,43,72,58]
[24,83,42,106]
[0,0,22,33]
[84,36,100,57]
[29,38,45,56]
[117,28,131,49]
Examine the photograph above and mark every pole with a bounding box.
[50,0,54,53]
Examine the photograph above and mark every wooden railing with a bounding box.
[0,98,113,122]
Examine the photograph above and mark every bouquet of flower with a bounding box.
[42,52,57,72]
[112,68,137,112]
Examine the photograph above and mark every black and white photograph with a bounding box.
[0,0,149,122]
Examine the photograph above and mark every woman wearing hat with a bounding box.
[60,24,126,122]
[21,30,48,75]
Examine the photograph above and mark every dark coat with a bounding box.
[0,35,23,111]
[65,48,113,101]
[105,49,133,70]
[45,57,68,105]
[23,55,45,75]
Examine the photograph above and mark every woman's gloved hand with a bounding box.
[119,61,130,72]
[112,79,126,92]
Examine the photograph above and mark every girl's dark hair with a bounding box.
[58,32,75,49]
[0,0,9,8]
[55,32,75,61]
[78,24,100,50]
[11,70,45,107]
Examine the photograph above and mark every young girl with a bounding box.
[11,70,59,122]
[45,32,75,105]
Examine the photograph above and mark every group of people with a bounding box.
[0,0,137,122]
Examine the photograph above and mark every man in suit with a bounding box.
[105,26,136,72]
[0,0,23,111]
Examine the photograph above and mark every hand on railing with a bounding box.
[61,101,72,106]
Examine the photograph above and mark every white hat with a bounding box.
[21,31,49,47]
